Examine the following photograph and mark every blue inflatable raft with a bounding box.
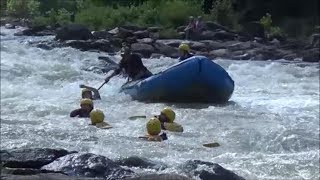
[120,56,234,103]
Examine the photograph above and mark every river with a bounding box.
[1,27,319,180]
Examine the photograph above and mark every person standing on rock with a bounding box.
[185,16,196,40]
[104,46,153,83]
[178,43,194,62]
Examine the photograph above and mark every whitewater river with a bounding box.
[1,27,319,180]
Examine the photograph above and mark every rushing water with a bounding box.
[1,27,319,180]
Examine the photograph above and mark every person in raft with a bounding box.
[70,98,93,118]
[79,85,101,100]
[178,43,194,62]
[104,46,153,83]
[139,117,168,142]
[89,109,112,129]
[155,107,183,132]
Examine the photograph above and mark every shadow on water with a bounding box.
[143,100,238,109]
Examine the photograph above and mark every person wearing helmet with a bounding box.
[79,85,101,100]
[104,46,153,84]
[155,107,183,132]
[184,16,196,40]
[139,117,167,141]
[89,109,112,129]
[178,43,194,62]
[70,98,94,118]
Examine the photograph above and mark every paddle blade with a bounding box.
[128,115,147,120]
[203,142,220,148]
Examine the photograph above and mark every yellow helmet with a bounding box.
[80,98,93,106]
[161,107,175,123]
[178,43,190,52]
[82,88,91,94]
[146,117,161,135]
[90,109,104,124]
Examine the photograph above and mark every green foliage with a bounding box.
[7,0,40,17]
[210,0,237,28]
[259,13,272,31]
[270,26,284,37]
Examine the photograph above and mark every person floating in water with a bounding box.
[79,84,101,100]
[178,43,194,62]
[155,107,183,132]
[139,117,168,142]
[70,98,93,118]
[89,109,112,129]
[104,46,153,83]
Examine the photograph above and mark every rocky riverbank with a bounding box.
[3,20,319,62]
[1,148,245,180]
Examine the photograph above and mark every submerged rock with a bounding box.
[181,160,245,180]
[1,148,73,169]
[42,153,134,179]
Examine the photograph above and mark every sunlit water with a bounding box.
[1,27,319,180]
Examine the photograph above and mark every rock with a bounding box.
[209,49,230,58]
[120,25,147,31]
[92,30,112,39]
[282,53,298,60]
[205,21,232,32]
[198,30,237,41]
[115,156,166,170]
[177,26,186,32]
[64,39,115,53]
[5,23,15,29]
[242,21,265,38]
[36,43,54,50]
[125,174,192,180]
[1,148,73,169]
[131,43,155,58]
[1,173,103,180]
[310,33,320,48]
[108,27,134,38]
[55,24,93,41]
[302,48,320,62]
[227,41,253,51]
[14,26,55,36]
[188,41,207,51]
[137,38,154,44]
[199,40,226,50]
[42,153,134,179]
[181,160,245,180]
[147,26,162,32]
[134,30,150,39]
[155,39,185,48]
[154,42,179,58]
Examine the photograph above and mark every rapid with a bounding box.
[1,27,319,180]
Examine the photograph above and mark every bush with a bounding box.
[260,13,272,31]
[210,0,237,28]
[7,0,40,17]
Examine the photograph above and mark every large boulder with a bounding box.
[120,25,147,31]
[209,49,230,58]
[242,21,265,38]
[205,21,232,32]
[199,40,226,50]
[155,39,185,48]
[302,48,320,62]
[1,148,73,169]
[92,30,112,39]
[198,30,237,41]
[134,30,150,39]
[108,27,134,39]
[115,156,167,170]
[181,160,245,180]
[55,24,93,41]
[64,39,115,53]
[5,23,15,29]
[227,41,253,51]
[42,153,134,179]
[131,43,155,58]
[154,42,179,58]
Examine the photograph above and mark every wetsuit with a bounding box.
[70,109,92,118]
[178,53,194,62]
[116,53,153,81]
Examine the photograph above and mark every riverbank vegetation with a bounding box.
[2,0,319,38]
